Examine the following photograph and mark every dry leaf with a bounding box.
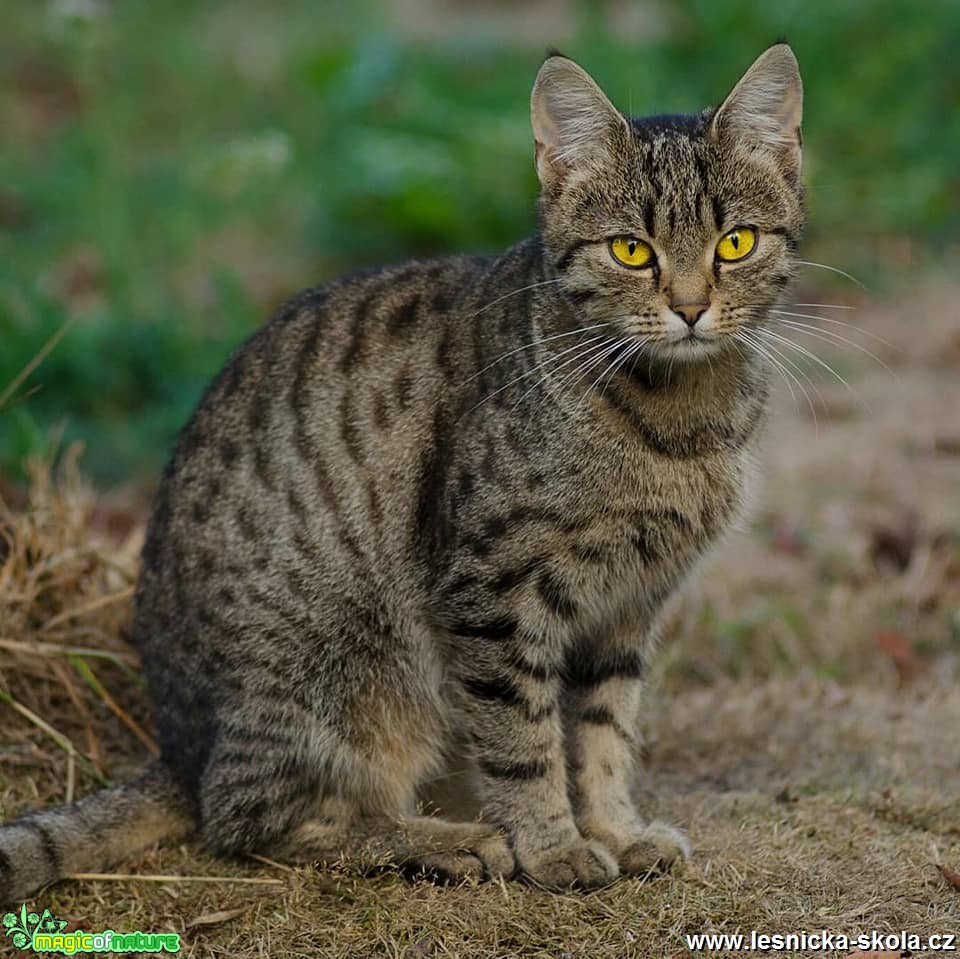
[775,784,797,804]
[934,434,960,456]
[405,933,435,957]
[770,522,807,557]
[940,863,960,891]
[873,630,916,684]
[186,908,248,928]
[48,247,104,309]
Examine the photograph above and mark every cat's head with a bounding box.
[531,44,804,362]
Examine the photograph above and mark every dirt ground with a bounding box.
[1,277,959,957]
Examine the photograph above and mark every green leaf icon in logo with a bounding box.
[39,909,67,934]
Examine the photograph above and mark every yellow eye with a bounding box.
[715,227,758,262]
[609,236,654,269]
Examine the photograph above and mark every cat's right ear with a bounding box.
[711,44,803,178]
[531,55,629,190]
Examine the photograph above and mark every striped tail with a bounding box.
[0,760,194,904]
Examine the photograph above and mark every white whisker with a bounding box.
[733,331,797,411]
[795,260,868,291]
[469,333,611,412]
[515,336,622,410]
[470,277,563,317]
[755,327,868,413]
[738,328,819,428]
[527,340,617,418]
[583,337,646,408]
[601,338,649,400]
[770,310,897,350]
[772,318,897,376]
[462,321,614,384]
[791,302,856,311]
[540,337,631,415]
[566,337,634,404]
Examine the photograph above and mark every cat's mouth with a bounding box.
[656,327,727,360]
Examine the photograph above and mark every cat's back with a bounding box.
[187,251,492,462]
[134,252,504,627]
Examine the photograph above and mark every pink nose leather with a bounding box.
[671,303,709,327]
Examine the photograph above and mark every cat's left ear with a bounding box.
[711,43,803,177]
[531,55,630,190]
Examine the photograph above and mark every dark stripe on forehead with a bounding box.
[712,196,726,231]
[693,151,709,192]
[642,198,656,238]
[637,142,655,184]
[631,113,708,138]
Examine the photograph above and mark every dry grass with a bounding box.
[2,280,959,957]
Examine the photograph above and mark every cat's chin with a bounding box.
[653,335,731,363]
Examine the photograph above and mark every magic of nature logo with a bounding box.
[3,903,180,953]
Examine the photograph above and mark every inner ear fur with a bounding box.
[530,55,630,189]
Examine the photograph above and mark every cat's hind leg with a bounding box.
[198,693,515,883]
[277,800,515,882]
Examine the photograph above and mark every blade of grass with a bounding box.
[0,687,109,785]
[248,853,297,873]
[43,585,135,629]
[0,316,79,412]
[50,657,105,780]
[0,636,140,667]
[70,656,159,757]
[64,872,285,886]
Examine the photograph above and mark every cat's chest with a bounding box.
[441,384,762,639]
[537,443,752,631]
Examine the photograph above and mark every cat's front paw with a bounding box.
[609,821,690,877]
[406,830,516,884]
[519,839,619,890]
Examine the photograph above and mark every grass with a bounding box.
[1,276,959,955]
[2,0,959,483]
[2,2,959,953]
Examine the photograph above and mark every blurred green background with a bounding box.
[2,0,958,486]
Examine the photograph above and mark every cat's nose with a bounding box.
[670,302,709,327]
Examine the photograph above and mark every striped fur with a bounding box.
[1,44,803,899]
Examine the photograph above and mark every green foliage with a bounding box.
[1,0,956,482]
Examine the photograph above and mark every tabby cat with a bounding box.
[1,43,803,898]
